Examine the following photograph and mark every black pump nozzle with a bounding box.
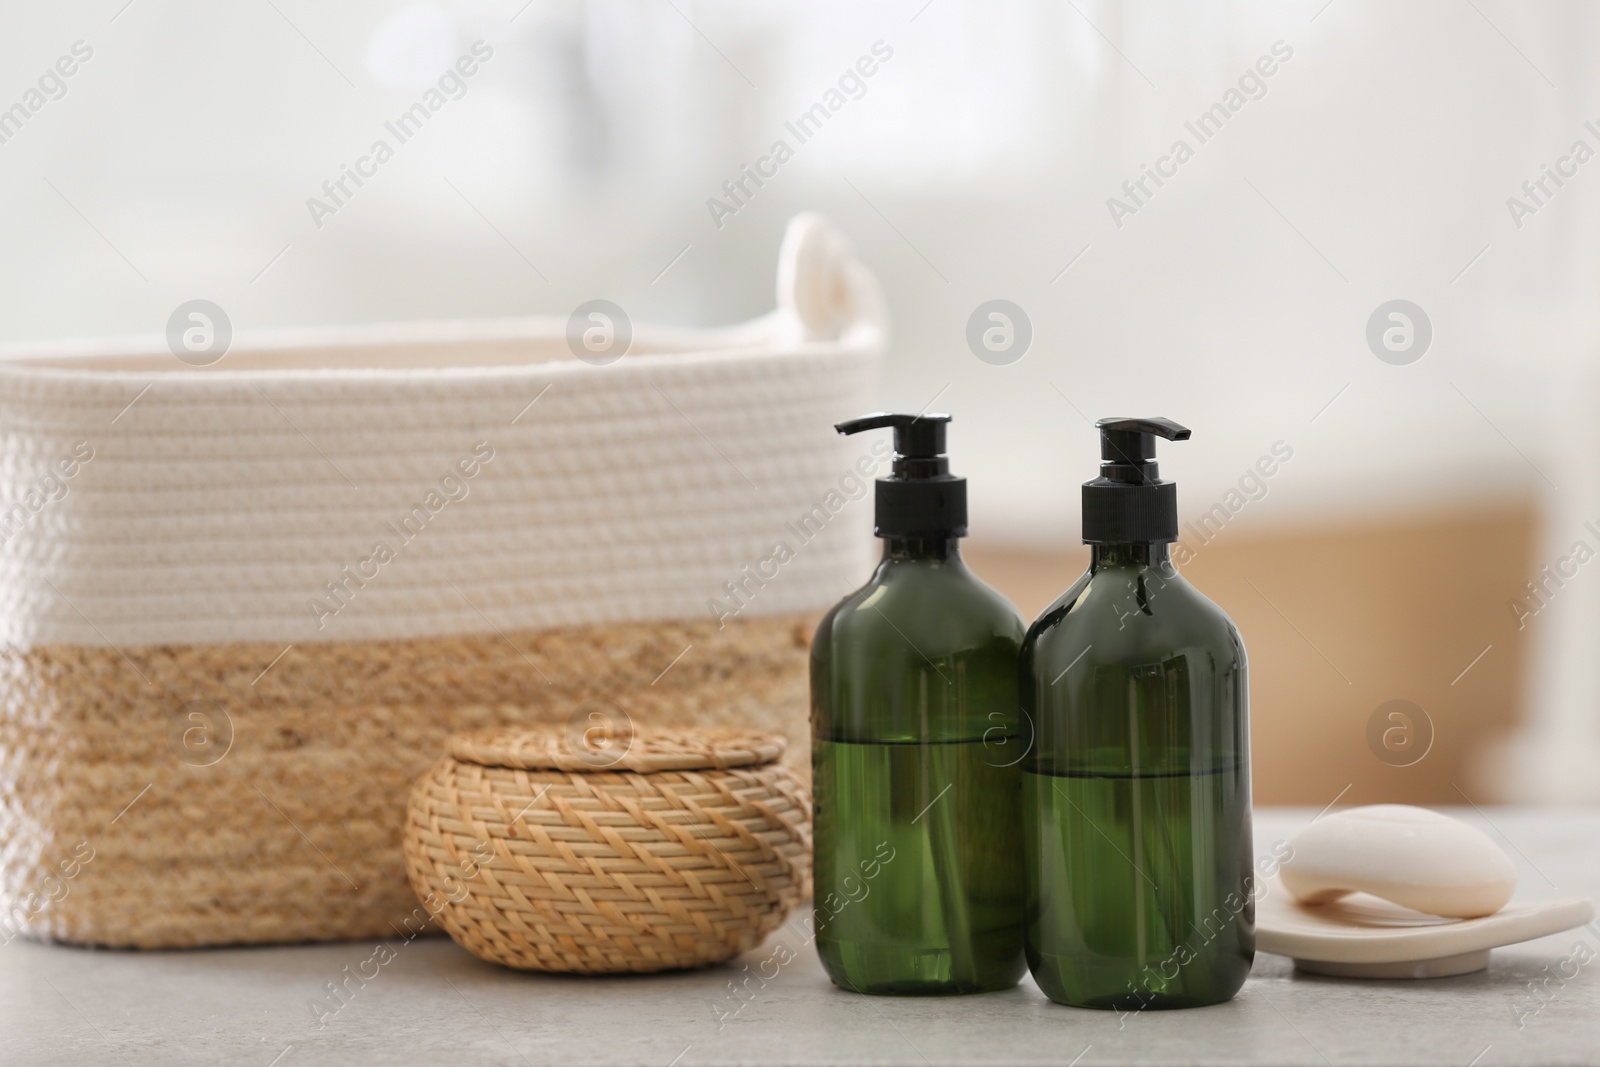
[1097,417,1191,485]
[835,412,949,453]
[836,412,966,538]
[1082,416,1191,544]
[835,412,950,478]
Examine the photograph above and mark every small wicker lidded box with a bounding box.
[403,725,812,973]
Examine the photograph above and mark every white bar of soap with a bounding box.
[1280,804,1517,918]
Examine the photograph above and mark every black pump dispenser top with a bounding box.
[836,412,967,539]
[1082,416,1191,544]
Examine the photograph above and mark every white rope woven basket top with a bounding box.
[0,213,886,648]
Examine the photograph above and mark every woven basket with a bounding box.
[0,214,882,948]
[404,726,810,973]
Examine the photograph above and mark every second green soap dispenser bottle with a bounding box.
[1021,418,1253,1011]
[811,412,1027,995]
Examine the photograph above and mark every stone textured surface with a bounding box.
[2,809,1596,1066]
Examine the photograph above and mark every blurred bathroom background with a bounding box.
[2,0,1597,806]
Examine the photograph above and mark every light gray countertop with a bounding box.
[3,809,1597,1067]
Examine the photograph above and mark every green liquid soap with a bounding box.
[1022,763,1252,1010]
[813,738,1026,995]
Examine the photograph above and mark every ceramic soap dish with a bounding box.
[1256,805,1596,978]
[1256,873,1594,978]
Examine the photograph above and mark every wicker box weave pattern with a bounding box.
[404,726,811,973]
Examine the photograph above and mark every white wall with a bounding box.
[2,1,1592,538]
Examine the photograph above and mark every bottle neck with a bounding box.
[881,535,962,562]
[1090,542,1171,569]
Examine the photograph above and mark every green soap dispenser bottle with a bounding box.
[1021,417,1253,1010]
[811,412,1027,996]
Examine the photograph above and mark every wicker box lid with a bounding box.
[447,725,787,773]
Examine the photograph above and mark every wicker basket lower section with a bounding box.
[404,753,811,973]
[0,614,813,948]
